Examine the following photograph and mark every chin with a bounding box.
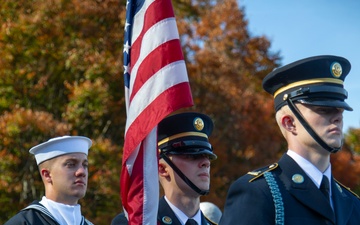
[328,142,342,149]
[198,184,210,190]
[73,191,87,199]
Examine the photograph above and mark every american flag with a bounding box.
[121,0,193,224]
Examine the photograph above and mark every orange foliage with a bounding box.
[2,0,359,224]
[331,144,360,191]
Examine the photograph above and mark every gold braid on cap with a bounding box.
[274,78,343,98]
[158,132,208,146]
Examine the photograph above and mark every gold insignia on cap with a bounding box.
[331,62,342,78]
[282,94,289,101]
[193,117,204,131]
[162,216,172,224]
[292,174,304,184]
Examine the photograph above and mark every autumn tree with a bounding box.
[1,0,359,224]
[331,128,360,194]
[0,0,125,223]
[176,0,282,205]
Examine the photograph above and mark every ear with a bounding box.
[158,161,169,178]
[41,168,52,183]
[282,115,296,132]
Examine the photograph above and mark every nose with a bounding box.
[332,108,344,124]
[199,156,210,168]
[75,166,87,177]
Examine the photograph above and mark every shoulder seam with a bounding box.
[334,178,360,199]
[23,203,59,224]
[248,163,279,182]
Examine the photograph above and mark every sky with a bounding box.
[239,0,360,132]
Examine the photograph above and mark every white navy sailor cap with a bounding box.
[29,136,92,165]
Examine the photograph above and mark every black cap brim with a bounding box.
[166,149,217,160]
[298,99,353,111]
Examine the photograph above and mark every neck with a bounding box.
[165,193,200,217]
[45,190,78,205]
[290,145,330,172]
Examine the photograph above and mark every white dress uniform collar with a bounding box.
[287,150,333,207]
[164,196,202,225]
[287,150,332,187]
[40,196,83,225]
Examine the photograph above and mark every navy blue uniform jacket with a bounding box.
[111,197,217,225]
[5,201,93,225]
[219,154,360,225]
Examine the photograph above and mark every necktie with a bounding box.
[320,175,330,203]
[185,219,198,225]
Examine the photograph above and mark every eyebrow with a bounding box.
[63,157,88,163]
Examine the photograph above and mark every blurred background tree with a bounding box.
[1,0,359,224]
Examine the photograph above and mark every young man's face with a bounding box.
[296,104,344,150]
[44,153,89,205]
[169,154,211,195]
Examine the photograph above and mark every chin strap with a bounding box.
[161,154,209,195]
[286,98,341,153]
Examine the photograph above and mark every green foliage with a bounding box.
[345,128,360,154]
[0,108,70,221]
[0,0,125,223]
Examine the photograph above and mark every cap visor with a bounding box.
[298,99,353,111]
[168,149,217,160]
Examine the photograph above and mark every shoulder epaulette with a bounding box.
[247,163,278,182]
[334,179,360,199]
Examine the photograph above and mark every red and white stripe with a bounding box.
[121,0,193,224]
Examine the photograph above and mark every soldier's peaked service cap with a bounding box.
[262,55,352,112]
[158,112,217,160]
